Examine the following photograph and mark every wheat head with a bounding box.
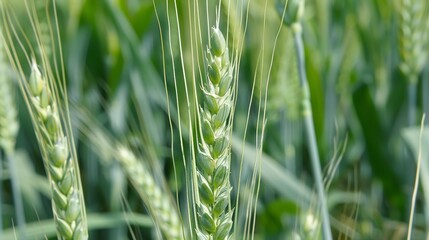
[116,146,183,240]
[75,109,184,240]
[398,0,428,83]
[26,63,88,240]
[196,26,234,240]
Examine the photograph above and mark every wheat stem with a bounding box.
[292,23,332,240]
[276,1,332,238]
[196,26,234,240]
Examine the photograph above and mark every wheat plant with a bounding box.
[1,0,88,239]
[1,0,428,239]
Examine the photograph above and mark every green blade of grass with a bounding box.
[0,213,152,239]
[352,83,403,208]
[231,135,313,208]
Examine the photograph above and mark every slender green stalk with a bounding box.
[195,26,234,240]
[292,23,332,240]
[276,0,332,238]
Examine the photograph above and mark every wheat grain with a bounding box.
[196,26,234,240]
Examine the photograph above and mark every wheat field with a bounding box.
[0,0,428,239]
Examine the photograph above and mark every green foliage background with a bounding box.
[1,0,428,239]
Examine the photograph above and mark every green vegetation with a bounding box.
[0,0,428,239]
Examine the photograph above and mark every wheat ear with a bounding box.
[196,26,234,240]
[27,62,87,240]
[75,111,183,239]
[398,0,427,83]
[116,146,183,240]
[398,0,428,125]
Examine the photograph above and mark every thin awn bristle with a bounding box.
[196,26,234,240]
[34,0,53,59]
